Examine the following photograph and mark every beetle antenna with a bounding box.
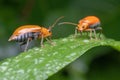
[49,16,64,31]
[58,22,78,26]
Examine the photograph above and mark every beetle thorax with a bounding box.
[40,28,52,38]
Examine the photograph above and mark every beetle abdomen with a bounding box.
[15,32,40,42]
[89,22,101,29]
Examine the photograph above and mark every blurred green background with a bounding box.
[0,0,120,80]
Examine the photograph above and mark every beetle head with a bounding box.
[77,22,88,31]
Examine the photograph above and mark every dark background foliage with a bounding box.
[0,0,120,80]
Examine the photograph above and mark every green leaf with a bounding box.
[0,35,120,80]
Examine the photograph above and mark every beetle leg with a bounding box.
[46,38,51,44]
[93,29,97,40]
[99,30,102,39]
[98,27,102,39]
[75,29,77,35]
[18,42,26,51]
[75,27,78,36]
[95,26,102,39]
[46,37,55,46]
[19,43,23,51]
[86,31,89,36]
[89,30,93,40]
[80,31,82,37]
[34,32,40,39]
[40,35,44,47]
[85,29,93,39]
[24,38,31,52]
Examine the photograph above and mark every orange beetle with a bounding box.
[59,16,102,39]
[8,16,64,51]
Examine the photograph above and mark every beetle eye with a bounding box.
[48,30,51,33]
